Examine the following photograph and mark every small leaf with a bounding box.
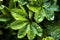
[17,25,28,38]
[10,20,28,30]
[27,24,36,40]
[34,8,45,23]
[32,22,43,37]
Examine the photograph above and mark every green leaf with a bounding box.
[34,8,45,23]
[27,4,41,12]
[11,9,28,21]
[44,21,60,40]
[45,8,54,20]
[10,20,28,30]
[9,0,16,9]
[42,37,54,40]
[32,22,43,37]
[0,15,11,22]
[17,25,28,38]
[18,0,27,5]
[27,24,36,40]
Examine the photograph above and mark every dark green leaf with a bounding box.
[34,8,45,23]
[32,22,43,37]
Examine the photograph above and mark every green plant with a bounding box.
[0,0,60,40]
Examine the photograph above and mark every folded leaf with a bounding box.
[32,22,43,37]
[17,25,28,38]
[34,9,45,23]
[27,24,36,40]
[10,20,28,30]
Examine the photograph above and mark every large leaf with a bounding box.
[27,24,36,40]
[34,8,45,23]
[10,20,28,30]
[32,22,43,37]
[17,25,28,38]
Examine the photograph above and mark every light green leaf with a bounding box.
[27,4,41,12]
[10,20,28,30]
[17,25,28,38]
[42,37,54,40]
[11,9,28,21]
[27,24,36,40]
[32,22,43,37]
[34,9,45,23]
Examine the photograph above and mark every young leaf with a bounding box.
[32,22,43,37]
[17,25,28,38]
[10,20,28,30]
